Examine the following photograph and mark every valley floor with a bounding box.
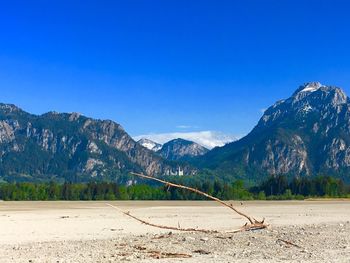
[0,201,349,262]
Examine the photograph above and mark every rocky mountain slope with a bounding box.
[158,138,209,161]
[0,104,183,182]
[137,138,162,152]
[198,82,350,182]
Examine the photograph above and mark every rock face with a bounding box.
[0,104,183,182]
[137,138,162,152]
[199,83,350,181]
[158,138,209,161]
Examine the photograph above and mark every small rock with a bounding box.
[183,237,195,241]
[193,249,211,255]
[200,237,209,242]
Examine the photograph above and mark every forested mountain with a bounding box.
[198,83,350,182]
[0,104,187,182]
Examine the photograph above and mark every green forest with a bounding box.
[0,175,349,201]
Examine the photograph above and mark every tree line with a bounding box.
[0,175,349,201]
[251,175,350,200]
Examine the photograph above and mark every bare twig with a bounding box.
[131,172,258,224]
[106,203,218,233]
[107,172,268,234]
[148,251,192,259]
[277,238,303,249]
[107,203,266,235]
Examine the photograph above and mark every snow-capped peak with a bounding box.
[137,138,162,151]
[299,82,324,93]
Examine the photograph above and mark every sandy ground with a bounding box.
[0,200,349,262]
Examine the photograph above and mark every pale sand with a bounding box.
[0,200,349,262]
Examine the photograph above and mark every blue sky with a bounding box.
[1,1,350,147]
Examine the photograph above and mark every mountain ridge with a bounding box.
[0,104,190,182]
[157,138,209,161]
[197,82,350,182]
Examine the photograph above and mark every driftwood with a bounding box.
[130,172,258,225]
[277,238,303,249]
[106,203,218,233]
[107,172,268,234]
[130,245,193,259]
[148,251,192,259]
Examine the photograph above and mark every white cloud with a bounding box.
[176,125,193,129]
[133,131,238,149]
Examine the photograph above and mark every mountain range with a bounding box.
[0,104,194,182]
[1,82,350,183]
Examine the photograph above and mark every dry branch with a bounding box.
[106,203,218,233]
[130,172,261,225]
[107,172,268,234]
[107,203,266,234]
[148,251,192,259]
[277,238,303,249]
